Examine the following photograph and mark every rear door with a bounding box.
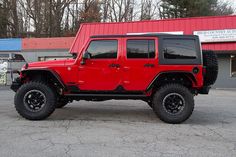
[121,37,158,91]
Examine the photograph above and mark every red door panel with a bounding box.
[78,60,121,90]
[77,39,121,91]
[121,37,159,91]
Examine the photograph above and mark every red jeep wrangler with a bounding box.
[11,34,218,124]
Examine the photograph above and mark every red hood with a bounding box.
[24,59,75,69]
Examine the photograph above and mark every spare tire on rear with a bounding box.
[202,50,218,86]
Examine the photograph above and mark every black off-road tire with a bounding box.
[147,100,153,108]
[202,50,218,86]
[56,97,69,108]
[153,84,194,124]
[14,82,57,120]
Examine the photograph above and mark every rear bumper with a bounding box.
[198,86,211,94]
[10,77,22,92]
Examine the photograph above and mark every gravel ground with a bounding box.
[0,88,236,157]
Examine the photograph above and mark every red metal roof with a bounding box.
[202,42,236,51]
[22,37,74,50]
[70,15,236,53]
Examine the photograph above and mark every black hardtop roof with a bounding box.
[90,34,198,38]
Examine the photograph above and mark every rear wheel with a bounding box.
[153,84,194,124]
[14,82,56,120]
[147,100,153,108]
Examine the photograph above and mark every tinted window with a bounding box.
[13,54,26,61]
[163,39,197,59]
[127,40,155,58]
[86,40,117,59]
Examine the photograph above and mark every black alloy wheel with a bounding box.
[162,93,185,115]
[15,82,56,120]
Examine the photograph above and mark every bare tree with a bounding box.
[0,0,9,37]
[101,0,110,22]
[51,0,73,36]
[79,0,101,23]
[104,0,135,22]
[66,1,80,34]
[19,0,45,37]
[1,0,235,38]
[140,0,160,20]
[213,1,234,15]
[18,0,74,37]
[8,0,19,37]
[159,0,234,19]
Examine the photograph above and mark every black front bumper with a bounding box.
[10,77,22,92]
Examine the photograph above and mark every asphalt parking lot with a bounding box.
[0,88,236,157]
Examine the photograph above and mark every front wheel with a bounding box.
[14,82,57,120]
[153,84,194,124]
[56,97,70,108]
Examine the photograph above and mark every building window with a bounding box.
[231,55,236,77]
[0,54,25,62]
[127,40,155,59]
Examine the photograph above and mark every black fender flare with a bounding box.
[146,71,197,91]
[21,69,66,89]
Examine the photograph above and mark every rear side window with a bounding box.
[86,40,117,59]
[127,40,155,58]
[163,39,197,59]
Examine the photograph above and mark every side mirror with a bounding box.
[72,53,77,59]
[82,51,91,59]
[81,51,91,65]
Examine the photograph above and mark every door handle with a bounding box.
[144,63,155,68]
[123,66,130,71]
[109,63,120,68]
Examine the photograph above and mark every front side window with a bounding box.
[86,40,118,59]
[127,40,155,58]
[163,39,197,59]
[231,56,236,77]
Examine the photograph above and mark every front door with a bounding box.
[122,37,158,91]
[78,39,121,91]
